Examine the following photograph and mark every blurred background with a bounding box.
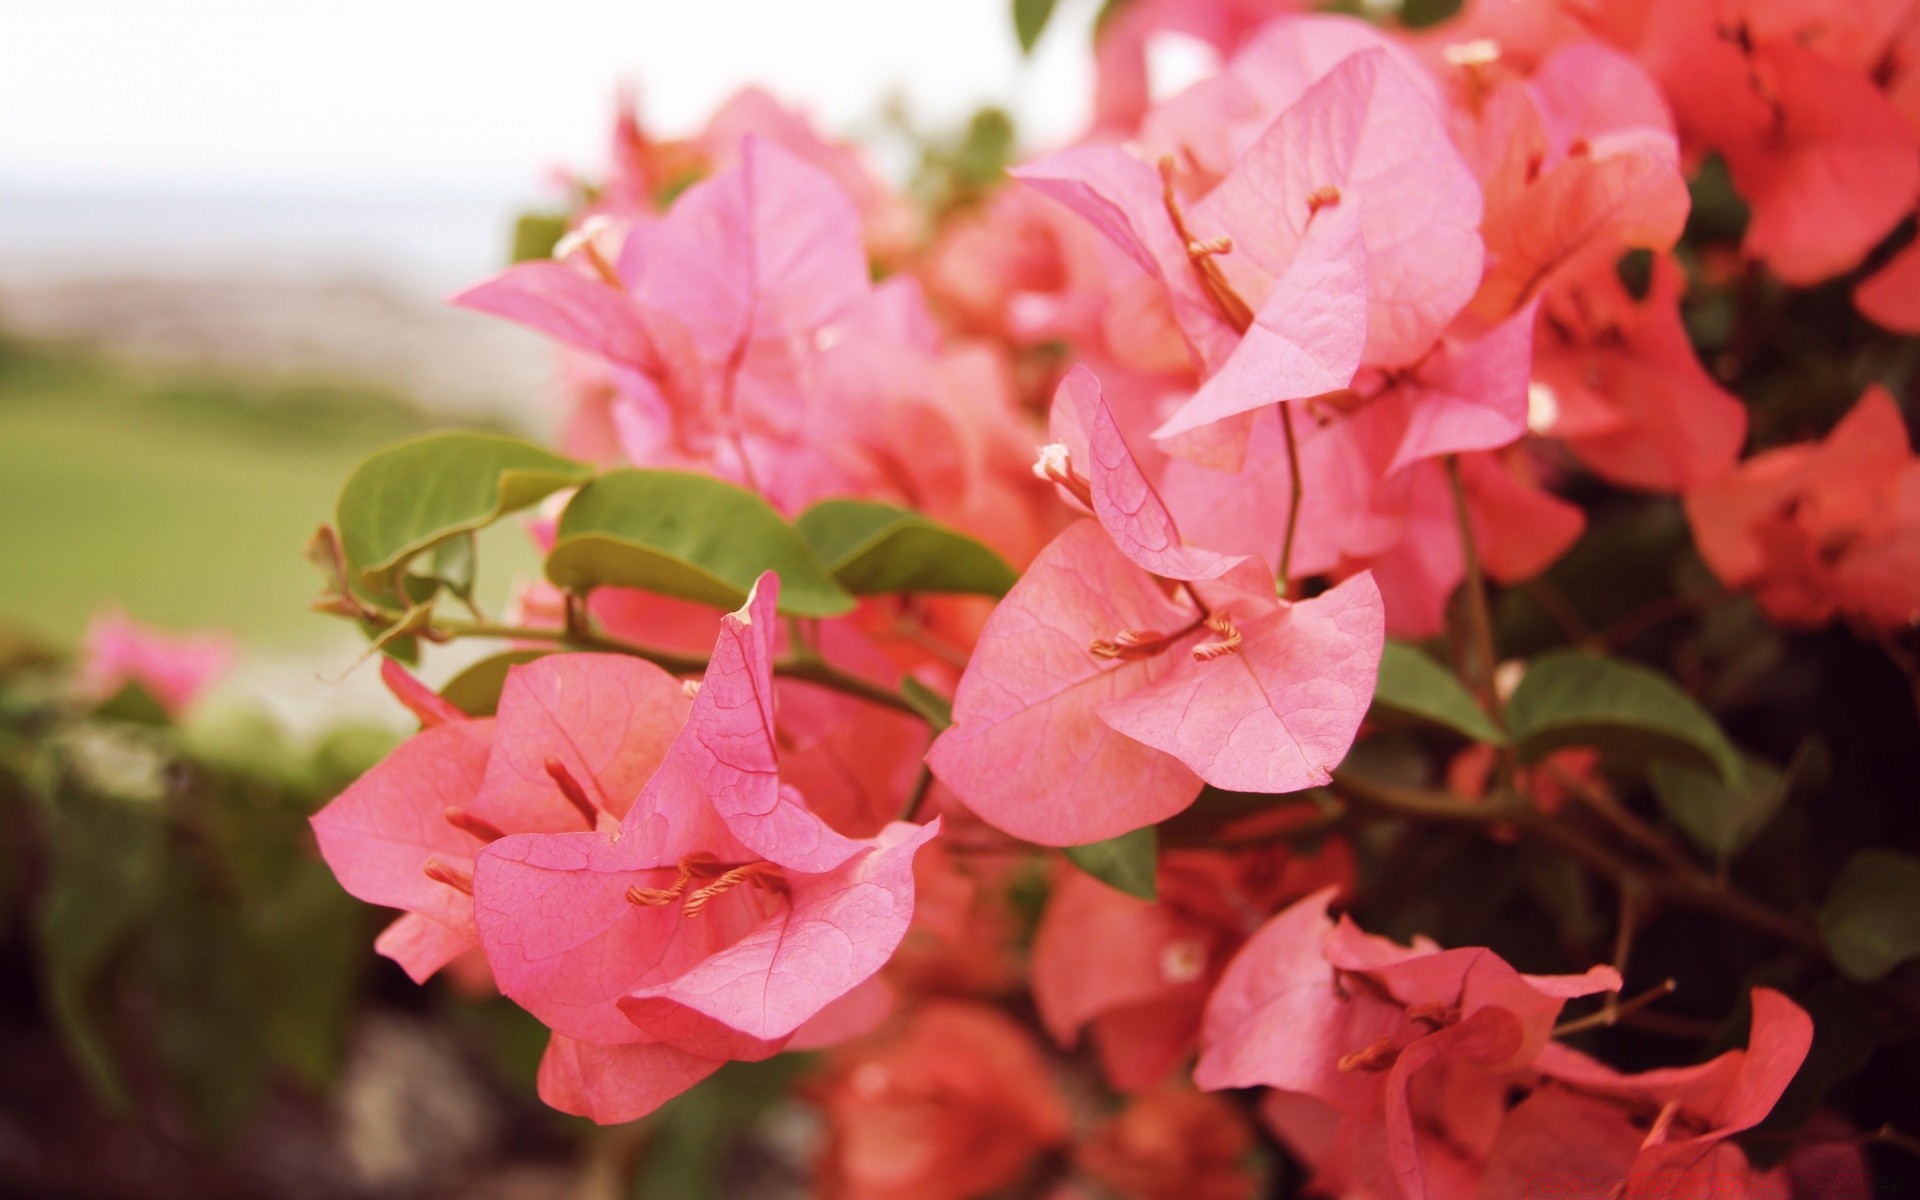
[0,0,1109,683]
[0,3,1110,1196]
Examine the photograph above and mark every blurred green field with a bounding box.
[0,337,537,647]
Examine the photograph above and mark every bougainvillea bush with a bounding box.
[306,0,1920,1195]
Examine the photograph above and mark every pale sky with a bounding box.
[1,0,1105,197]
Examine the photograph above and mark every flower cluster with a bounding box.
[307,0,1920,1195]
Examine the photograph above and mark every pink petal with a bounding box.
[618,819,939,1050]
[1153,203,1369,442]
[379,658,466,729]
[621,136,868,362]
[675,574,867,873]
[1098,572,1384,795]
[467,653,687,834]
[1196,49,1484,367]
[926,522,1203,846]
[1014,146,1241,371]
[1057,366,1245,581]
[471,813,756,1044]
[373,913,475,985]
[310,720,494,941]
[1194,887,1349,1093]
[784,974,896,1051]
[1857,237,1920,333]
[451,260,658,368]
[1386,304,1537,474]
[1731,46,1920,285]
[536,1034,722,1125]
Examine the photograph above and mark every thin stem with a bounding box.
[1277,404,1305,597]
[1444,455,1500,716]
[900,765,936,823]
[429,616,922,717]
[1331,769,1828,957]
[1554,978,1677,1037]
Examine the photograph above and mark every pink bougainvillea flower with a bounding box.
[1533,256,1747,492]
[1721,45,1920,286]
[1461,41,1692,320]
[457,137,872,508]
[1197,889,1618,1200]
[1191,48,1483,369]
[465,651,689,836]
[811,1000,1070,1200]
[1075,1086,1261,1200]
[310,716,497,983]
[1032,842,1352,1091]
[1021,40,1477,429]
[929,373,1383,845]
[1687,385,1920,630]
[926,519,1206,846]
[1619,1,1920,287]
[1088,0,1311,135]
[1516,988,1814,1198]
[312,651,689,986]
[469,574,938,1120]
[75,609,234,717]
[378,657,465,729]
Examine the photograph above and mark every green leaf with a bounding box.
[1064,825,1158,901]
[34,789,168,1110]
[336,432,590,597]
[440,650,553,717]
[546,469,854,618]
[899,677,953,732]
[1650,753,1786,863]
[1013,0,1058,52]
[796,499,1017,598]
[411,532,476,602]
[1820,850,1920,982]
[1370,642,1506,744]
[510,211,570,263]
[1503,651,1739,782]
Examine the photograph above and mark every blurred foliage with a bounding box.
[0,642,388,1138]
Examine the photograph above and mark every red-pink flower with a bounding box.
[75,609,233,717]
[1197,890,1618,1200]
[1032,842,1352,1090]
[1075,1086,1260,1200]
[812,1000,1070,1200]
[311,650,687,985]
[470,575,938,1122]
[1687,385,1920,630]
[928,371,1384,845]
[1532,256,1747,493]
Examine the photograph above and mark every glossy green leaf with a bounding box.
[546,469,854,617]
[1650,753,1786,862]
[899,677,953,732]
[1013,0,1058,52]
[1820,850,1920,982]
[1504,651,1739,782]
[796,499,1016,598]
[336,432,590,596]
[1370,642,1506,744]
[1064,825,1157,901]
